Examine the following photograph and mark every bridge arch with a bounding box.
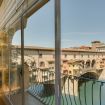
[31,61,36,67]
[85,60,91,68]
[78,72,98,85]
[40,61,45,67]
[81,60,85,69]
[91,59,96,68]
[79,72,98,79]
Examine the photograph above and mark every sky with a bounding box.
[12,0,105,48]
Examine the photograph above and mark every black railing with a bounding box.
[28,69,55,105]
[28,70,105,105]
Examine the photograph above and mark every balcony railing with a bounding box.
[27,70,105,105]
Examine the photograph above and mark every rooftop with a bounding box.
[91,41,101,43]
[12,45,105,53]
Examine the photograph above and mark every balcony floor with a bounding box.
[6,92,43,105]
[0,96,7,105]
[25,93,43,105]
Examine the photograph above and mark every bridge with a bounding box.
[16,56,105,97]
[76,67,103,78]
[24,64,104,96]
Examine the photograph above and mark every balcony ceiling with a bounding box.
[0,0,3,7]
[0,0,49,30]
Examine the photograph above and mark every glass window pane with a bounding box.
[9,29,22,105]
[61,0,105,105]
[24,0,55,105]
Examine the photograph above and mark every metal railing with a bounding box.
[28,69,56,105]
[27,70,105,105]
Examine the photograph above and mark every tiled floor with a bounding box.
[25,93,43,105]
[7,92,43,105]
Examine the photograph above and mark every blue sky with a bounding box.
[12,0,105,48]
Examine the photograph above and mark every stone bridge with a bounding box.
[76,67,103,79]
[62,66,104,96]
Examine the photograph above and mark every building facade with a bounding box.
[11,41,105,81]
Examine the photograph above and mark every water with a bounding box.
[28,81,105,105]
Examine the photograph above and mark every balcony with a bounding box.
[0,0,105,105]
